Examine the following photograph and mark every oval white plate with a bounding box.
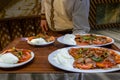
[27,40,55,46]
[48,46,120,73]
[0,52,34,68]
[57,34,114,47]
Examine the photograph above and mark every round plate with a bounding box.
[48,46,120,73]
[0,52,34,68]
[57,34,114,47]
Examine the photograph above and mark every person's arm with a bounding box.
[40,0,48,32]
[72,0,90,34]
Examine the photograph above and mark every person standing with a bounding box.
[40,0,90,34]
[38,0,90,80]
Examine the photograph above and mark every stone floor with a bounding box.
[0,73,81,80]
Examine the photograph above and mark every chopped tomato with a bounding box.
[18,50,31,63]
[74,63,93,69]
[96,62,114,68]
[93,40,102,44]
[77,42,89,46]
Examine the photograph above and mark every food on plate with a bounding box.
[68,47,120,69]
[0,53,19,64]
[30,38,48,44]
[0,47,32,64]
[75,34,112,45]
[61,34,113,46]
[28,33,55,45]
[63,34,76,45]
[28,33,55,42]
[53,48,74,68]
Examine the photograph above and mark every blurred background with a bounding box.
[0,0,120,51]
[0,0,41,18]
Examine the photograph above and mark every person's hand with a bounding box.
[40,20,48,32]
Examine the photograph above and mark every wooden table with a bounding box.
[1,36,120,73]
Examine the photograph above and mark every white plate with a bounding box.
[48,46,120,73]
[57,34,114,47]
[27,40,55,46]
[0,52,34,68]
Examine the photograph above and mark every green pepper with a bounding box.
[82,36,91,40]
[83,48,88,51]
[79,49,83,54]
[79,48,88,54]
[17,51,23,58]
[92,57,103,62]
